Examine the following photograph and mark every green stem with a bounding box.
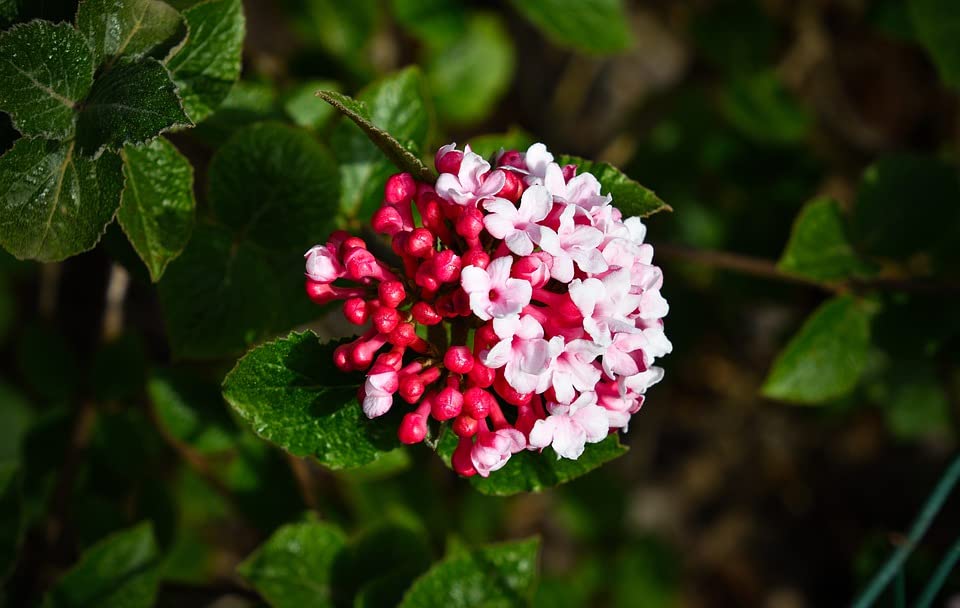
[913,534,960,608]
[850,453,960,608]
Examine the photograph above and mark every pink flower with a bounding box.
[482,185,552,256]
[523,143,554,179]
[528,392,609,459]
[538,205,608,283]
[568,269,641,345]
[545,337,603,404]
[471,428,526,476]
[461,256,532,320]
[304,244,342,283]
[435,146,505,207]
[541,162,609,211]
[483,315,553,394]
[362,368,399,418]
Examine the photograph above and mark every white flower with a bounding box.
[460,256,532,320]
[528,392,609,460]
[482,185,552,256]
[435,145,505,207]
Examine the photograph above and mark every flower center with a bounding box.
[489,288,501,302]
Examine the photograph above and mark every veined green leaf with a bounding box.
[77,0,184,65]
[557,154,670,218]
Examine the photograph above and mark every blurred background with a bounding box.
[2,0,959,606]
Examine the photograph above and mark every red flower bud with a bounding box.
[497,170,524,203]
[452,435,477,477]
[467,362,495,388]
[398,413,428,444]
[463,386,494,419]
[343,297,369,325]
[384,172,416,204]
[455,207,484,240]
[371,305,400,334]
[461,248,489,270]
[443,346,474,374]
[411,301,442,325]
[405,228,435,258]
[372,205,405,235]
[436,147,463,175]
[432,249,461,283]
[432,386,463,421]
[378,280,406,308]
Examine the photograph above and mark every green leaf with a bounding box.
[910,0,960,88]
[0,382,32,465]
[0,138,123,262]
[157,223,314,358]
[222,331,401,469]
[282,79,340,129]
[778,197,873,282]
[400,537,540,607]
[426,13,514,125]
[333,522,432,607]
[762,296,875,404]
[509,0,632,55]
[285,0,378,74]
[192,78,280,145]
[42,522,161,608]
[165,0,245,123]
[720,71,810,145]
[77,0,184,65]
[207,122,339,252]
[391,0,466,48]
[148,368,236,454]
[77,57,190,154]
[119,137,195,281]
[0,21,94,139]
[851,154,960,263]
[441,431,629,496]
[238,518,347,608]
[0,464,22,581]
[556,154,670,218]
[324,67,434,217]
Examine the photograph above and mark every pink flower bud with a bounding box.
[385,172,416,204]
[334,344,353,371]
[344,248,394,282]
[512,254,550,289]
[339,236,367,256]
[494,373,532,406]
[561,163,577,182]
[304,245,342,283]
[399,375,425,404]
[398,413,428,444]
[443,346,474,374]
[388,323,418,347]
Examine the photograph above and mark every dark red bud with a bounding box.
[405,227,435,258]
[497,150,524,170]
[452,414,478,438]
[371,306,400,334]
[452,435,477,477]
[372,206,405,235]
[436,149,463,175]
[467,362,495,388]
[463,386,494,419]
[432,250,461,283]
[461,249,490,270]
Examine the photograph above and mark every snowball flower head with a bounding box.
[303,142,670,479]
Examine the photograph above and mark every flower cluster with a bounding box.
[304,143,671,477]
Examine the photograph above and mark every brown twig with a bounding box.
[286,455,321,512]
[655,243,960,294]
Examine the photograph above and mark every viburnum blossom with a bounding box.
[304,142,671,478]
